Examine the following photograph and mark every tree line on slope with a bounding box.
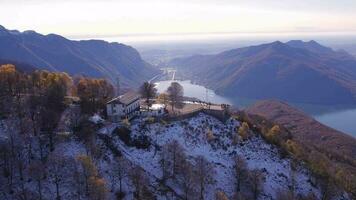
[0,64,226,199]
[0,64,116,199]
[0,64,205,200]
[234,111,356,200]
[1,64,352,200]
[159,139,266,200]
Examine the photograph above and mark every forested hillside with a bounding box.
[170,41,356,104]
[0,25,158,87]
[0,64,353,200]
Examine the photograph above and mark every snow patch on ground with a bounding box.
[55,139,87,158]
[107,113,320,199]
[89,114,104,124]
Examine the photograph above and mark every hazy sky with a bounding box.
[1,0,356,38]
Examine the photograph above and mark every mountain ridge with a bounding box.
[245,99,356,160]
[170,40,356,104]
[0,25,158,87]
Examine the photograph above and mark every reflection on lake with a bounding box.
[155,80,356,137]
[313,109,356,136]
[155,80,232,105]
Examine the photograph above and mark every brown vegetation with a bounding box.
[77,77,114,114]
[239,100,356,198]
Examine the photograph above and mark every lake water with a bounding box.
[155,80,233,105]
[155,80,356,137]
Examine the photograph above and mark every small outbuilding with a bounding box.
[141,103,166,117]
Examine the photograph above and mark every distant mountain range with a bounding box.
[0,25,158,87]
[170,40,356,104]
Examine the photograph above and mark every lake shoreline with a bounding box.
[155,79,356,137]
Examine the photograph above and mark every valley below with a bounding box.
[151,39,356,138]
[1,24,356,199]
[2,0,356,199]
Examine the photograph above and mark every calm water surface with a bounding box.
[155,80,356,137]
[155,80,232,105]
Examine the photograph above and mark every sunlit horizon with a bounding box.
[2,0,356,43]
[69,31,356,44]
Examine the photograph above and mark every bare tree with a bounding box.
[233,155,248,194]
[320,177,340,200]
[289,160,297,199]
[14,144,28,200]
[37,135,47,162]
[129,165,149,199]
[71,160,84,200]
[111,156,128,196]
[248,169,265,200]
[180,160,196,200]
[48,153,68,200]
[29,161,46,200]
[165,140,185,177]
[74,119,98,157]
[0,141,12,196]
[141,184,155,200]
[2,121,23,193]
[68,105,82,134]
[140,81,157,110]
[40,108,61,152]
[159,145,170,183]
[195,156,215,200]
[166,82,183,112]
[28,91,41,137]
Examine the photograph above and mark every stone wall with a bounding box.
[162,108,230,123]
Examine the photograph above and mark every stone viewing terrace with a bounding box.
[165,101,231,122]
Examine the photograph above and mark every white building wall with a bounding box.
[113,104,124,116]
[107,99,140,121]
[125,99,140,118]
[106,104,113,116]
